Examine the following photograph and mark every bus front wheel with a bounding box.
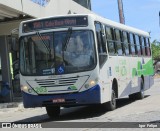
[103,89,116,111]
[46,106,60,118]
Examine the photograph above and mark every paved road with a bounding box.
[0,78,160,130]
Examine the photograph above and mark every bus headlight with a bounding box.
[90,80,96,86]
[84,80,97,89]
[21,85,29,92]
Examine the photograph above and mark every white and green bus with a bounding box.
[19,14,154,118]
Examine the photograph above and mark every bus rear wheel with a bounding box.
[129,78,144,100]
[136,78,144,99]
[46,106,60,118]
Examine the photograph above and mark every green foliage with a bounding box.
[151,40,160,61]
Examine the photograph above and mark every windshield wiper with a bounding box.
[62,27,72,51]
[36,32,50,53]
[60,27,72,66]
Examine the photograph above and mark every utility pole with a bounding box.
[159,11,160,27]
[117,0,125,24]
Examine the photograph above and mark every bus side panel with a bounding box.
[130,57,154,93]
[99,64,112,103]
[149,75,154,88]
[117,56,131,98]
[99,56,118,103]
[143,58,154,90]
[144,76,150,90]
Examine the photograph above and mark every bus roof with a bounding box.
[20,14,150,37]
[89,14,150,37]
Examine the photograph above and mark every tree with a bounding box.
[151,40,160,65]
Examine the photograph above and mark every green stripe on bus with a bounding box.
[132,59,154,77]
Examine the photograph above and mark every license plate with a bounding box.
[52,98,65,103]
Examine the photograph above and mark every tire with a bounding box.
[136,78,144,99]
[129,93,136,100]
[129,78,144,100]
[46,106,60,118]
[103,89,116,111]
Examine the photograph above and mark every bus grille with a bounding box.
[35,77,78,87]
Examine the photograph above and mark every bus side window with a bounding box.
[105,26,115,55]
[95,22,106,53]
[122,31,130,55]
[115,29,123,56]
[145,38,151,56]
[95,22,107,67]
[135,35,141,56]
[141,36,146,56]
[129,33,136,56]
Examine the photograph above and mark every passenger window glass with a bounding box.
[129,33,136,55]
[123,32,129,55]
[135,35,141,56]
[95,23,103,53]
[115,29,121,42]
[115,29,123,55]
[129,33,134,45]
[106,27,113,40]
[144,38,148,56]
[106,27,115,55]
[95,22,107,67]
[108,42,115,55]
[141,37,146,56]
[145,38,151,56]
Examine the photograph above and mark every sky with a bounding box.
[91,0,160,42]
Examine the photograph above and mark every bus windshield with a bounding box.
[20,30,96,76]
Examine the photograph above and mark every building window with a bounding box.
[30,0,50,7]
[73,0,91,10]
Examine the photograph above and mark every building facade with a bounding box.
[0,0,93,102]
[73,0,91,10]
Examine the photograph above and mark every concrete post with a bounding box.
[0,36,13,102]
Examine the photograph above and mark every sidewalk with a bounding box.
[0,102,23,109]
[0,96,23,111]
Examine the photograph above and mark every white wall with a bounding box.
[43,0,93,17]
[0,0,94,35]
[0,0,93,18]
[22,0,46,17]
[0,0,45,17]
[0,0,22,13]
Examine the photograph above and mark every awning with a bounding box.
[0,4,31,23]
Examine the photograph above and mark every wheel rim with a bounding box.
[111,90,116,106]
[141,80,144,96]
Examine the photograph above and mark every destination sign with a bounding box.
[23,16,88,33]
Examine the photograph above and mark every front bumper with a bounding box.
[22,85,101,108]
